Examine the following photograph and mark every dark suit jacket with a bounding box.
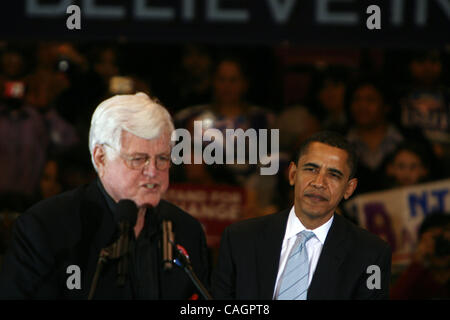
[212,209,391,300]
[0,180,209,299]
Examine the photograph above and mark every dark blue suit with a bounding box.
[212,209,391,300]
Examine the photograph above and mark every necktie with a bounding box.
[276,230,315,300]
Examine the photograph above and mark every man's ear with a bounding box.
[343,178,358,200]
[288,161,297,186]
[93,145,107,177]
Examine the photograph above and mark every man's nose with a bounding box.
[142,158,157,177]
[311,171,326,188]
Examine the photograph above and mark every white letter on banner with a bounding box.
[206,0,249,22]
[267,0,297,23]
[134,0,174,20]
[182,0,196,21]
[316,0,358,24]
[415,0,428,26]
[435,0,450,22]
[84,0,125,19]
[26,0,71,17]
[391,0,404,26]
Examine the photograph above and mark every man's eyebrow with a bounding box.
[302,162,320,168]
[129,151,171,157]
[129,152,148,157]
[302,162,344,177]
[328,168,344,177]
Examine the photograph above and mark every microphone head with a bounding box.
[176,244,190,259]
[117,199,138,226]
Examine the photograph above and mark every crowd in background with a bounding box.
[0,41,449,298]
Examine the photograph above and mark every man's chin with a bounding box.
[135,197,161,209]
[301,205,332,220]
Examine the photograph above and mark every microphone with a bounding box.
[115,199,138,258]
[88,199,137,299]
[173,244,213,300]
[115,199,138,286]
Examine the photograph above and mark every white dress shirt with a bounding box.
[273,206,334,299]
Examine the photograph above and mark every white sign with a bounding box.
[345,179,450,266]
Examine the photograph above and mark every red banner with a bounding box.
[164,183,246,248]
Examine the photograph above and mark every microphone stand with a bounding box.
[88,249,109,300]
[172,243,213,300]
[162,220,174,270]
[88,199,137,300]
[88,227,133,299]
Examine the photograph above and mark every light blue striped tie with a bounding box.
[276,230,315,300]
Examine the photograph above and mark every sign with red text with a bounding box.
[345,179,450,268]
[164,183,246,248]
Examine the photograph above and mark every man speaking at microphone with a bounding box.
[0,92,209,299]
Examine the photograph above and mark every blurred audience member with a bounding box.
[58,146,96,190]
[276,105,321,155]
[25,43,80,151]
[25,43,72,110]
[175,55,274,185]
[0,48,49,197]
[383,141,433,188]
[0,47,27,82]
[93,46,120,86]
[391,212,450,299]
[346,77,404,194]
[170,44,213,111]
[174,55,276,219]
[0,104,48,196]
[0,47,29,101]
[397,50,450,177]
[307,66,352,134]
[38,158,63,200]
[54,45,150,146]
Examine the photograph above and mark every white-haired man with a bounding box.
[0,93,209,299]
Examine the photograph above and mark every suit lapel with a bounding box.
[307,214,348,300]
[256,209,290,299]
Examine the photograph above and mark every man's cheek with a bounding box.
[160,174,170,192]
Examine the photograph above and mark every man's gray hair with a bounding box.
[88,92,174,172]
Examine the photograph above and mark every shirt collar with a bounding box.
[285,206,334,245]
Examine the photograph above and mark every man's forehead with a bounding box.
[121,131,171,151]
[299,142,350,170]
[301,142,348,157]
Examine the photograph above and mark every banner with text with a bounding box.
[345,179,450,267]
[163,183,246,248]
[1,0,449,47]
